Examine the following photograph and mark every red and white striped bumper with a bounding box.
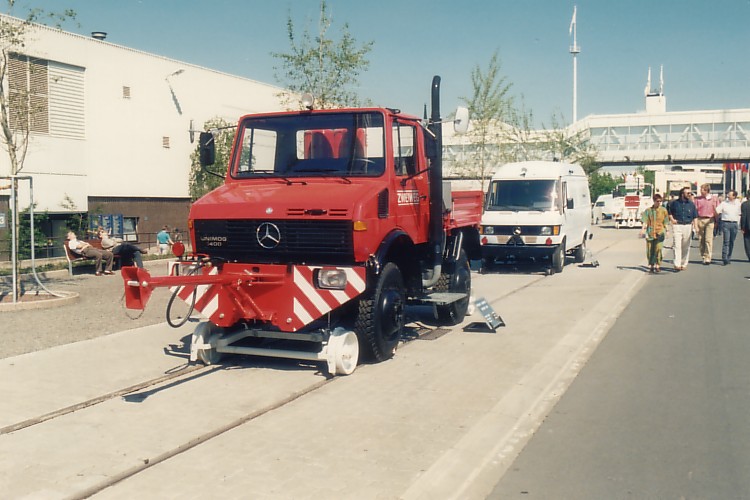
[169,262,367,330]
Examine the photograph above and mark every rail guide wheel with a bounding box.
[191,322,223,365]
[326,328,359,376]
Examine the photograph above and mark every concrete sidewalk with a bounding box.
[0,230,647,499]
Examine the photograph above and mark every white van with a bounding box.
[480,160,592,273]
[592,194,614,224]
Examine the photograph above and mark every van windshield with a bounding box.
[486,179,560,212]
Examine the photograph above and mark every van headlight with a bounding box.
[482,225,494,235]
[315,268,347,290]
[540,226,561,236]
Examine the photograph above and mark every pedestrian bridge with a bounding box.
[442,107,750,173]
[573,108,750,167]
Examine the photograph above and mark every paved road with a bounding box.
[489,238,750,499]
[1,226,650,499]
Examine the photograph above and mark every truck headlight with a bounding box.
[315,268,347,290]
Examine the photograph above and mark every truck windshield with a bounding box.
[485,179,560,212]
[232,112,386,179]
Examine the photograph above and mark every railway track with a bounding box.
[1,237,629,499]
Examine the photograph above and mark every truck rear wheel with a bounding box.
[435,250,471,325]
[355,263,405,362]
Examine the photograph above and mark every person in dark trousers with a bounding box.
[97,227,146,268]
[740,190,750,262]
[716,190,741,265]
[668,187,698,271]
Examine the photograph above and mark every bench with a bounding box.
[63,239,121,276]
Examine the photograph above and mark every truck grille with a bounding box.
[194,219,354,264]
[484,225,549,236]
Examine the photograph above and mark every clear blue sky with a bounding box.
[25,0,750,126]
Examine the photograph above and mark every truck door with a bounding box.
[392,120,429,242]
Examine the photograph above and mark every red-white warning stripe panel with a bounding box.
[289,266,366,331]
[170,265,367,332]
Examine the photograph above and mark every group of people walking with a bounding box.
[639,183,750,273]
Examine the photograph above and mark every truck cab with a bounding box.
[191,109,433,268]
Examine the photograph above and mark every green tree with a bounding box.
[588,170,618,201]
[59,193,87,235]
[539,114,600,174]
[636,166,655,186]
[272,0,373,109]
[188,118,234,201]
[458,51,514,189]
[0,3,75,296]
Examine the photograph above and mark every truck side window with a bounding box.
[237,128,277,173]
[392,122,416,176]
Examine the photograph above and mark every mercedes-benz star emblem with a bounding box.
[256,222,281,249]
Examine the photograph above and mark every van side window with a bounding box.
[565,182,575,209]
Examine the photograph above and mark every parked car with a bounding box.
[592,194,615,224]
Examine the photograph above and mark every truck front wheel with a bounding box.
[552,241,565,273]
[435,250,471,325]
[355,263,405,362]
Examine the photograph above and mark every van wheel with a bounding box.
[355,263,405,362]
[552,240,565,273]
[574,237,587,263]
[435,250,471,325]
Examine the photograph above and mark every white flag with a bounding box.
[569,6,577,35]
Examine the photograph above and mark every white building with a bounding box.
[0,14,287,251]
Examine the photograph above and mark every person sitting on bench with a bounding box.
[66,231,114,276]
[97,227,146,268]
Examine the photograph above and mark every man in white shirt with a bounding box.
[67,231,114,275]
[716,190,742,265]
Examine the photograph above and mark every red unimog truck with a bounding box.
[122,76,482,375]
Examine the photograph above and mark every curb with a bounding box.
[0,291,80,312]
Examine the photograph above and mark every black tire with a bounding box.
[552,241,565,273]
[574,236,587,263]
[355,263,405,362]
[435,250,471,325]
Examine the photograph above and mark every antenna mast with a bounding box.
[569,5,580,123]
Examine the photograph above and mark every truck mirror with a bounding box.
[199,131,216,166]
[453,106,470,134]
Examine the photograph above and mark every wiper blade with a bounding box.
[246,169,305,185]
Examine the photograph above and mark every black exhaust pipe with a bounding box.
[425,75,444,285]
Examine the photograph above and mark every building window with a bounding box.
[49,61,85,139]
[162,136,170,149]
[8,53,49,134]
[8,53,85,139]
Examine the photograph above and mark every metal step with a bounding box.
[416,292,467,305]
